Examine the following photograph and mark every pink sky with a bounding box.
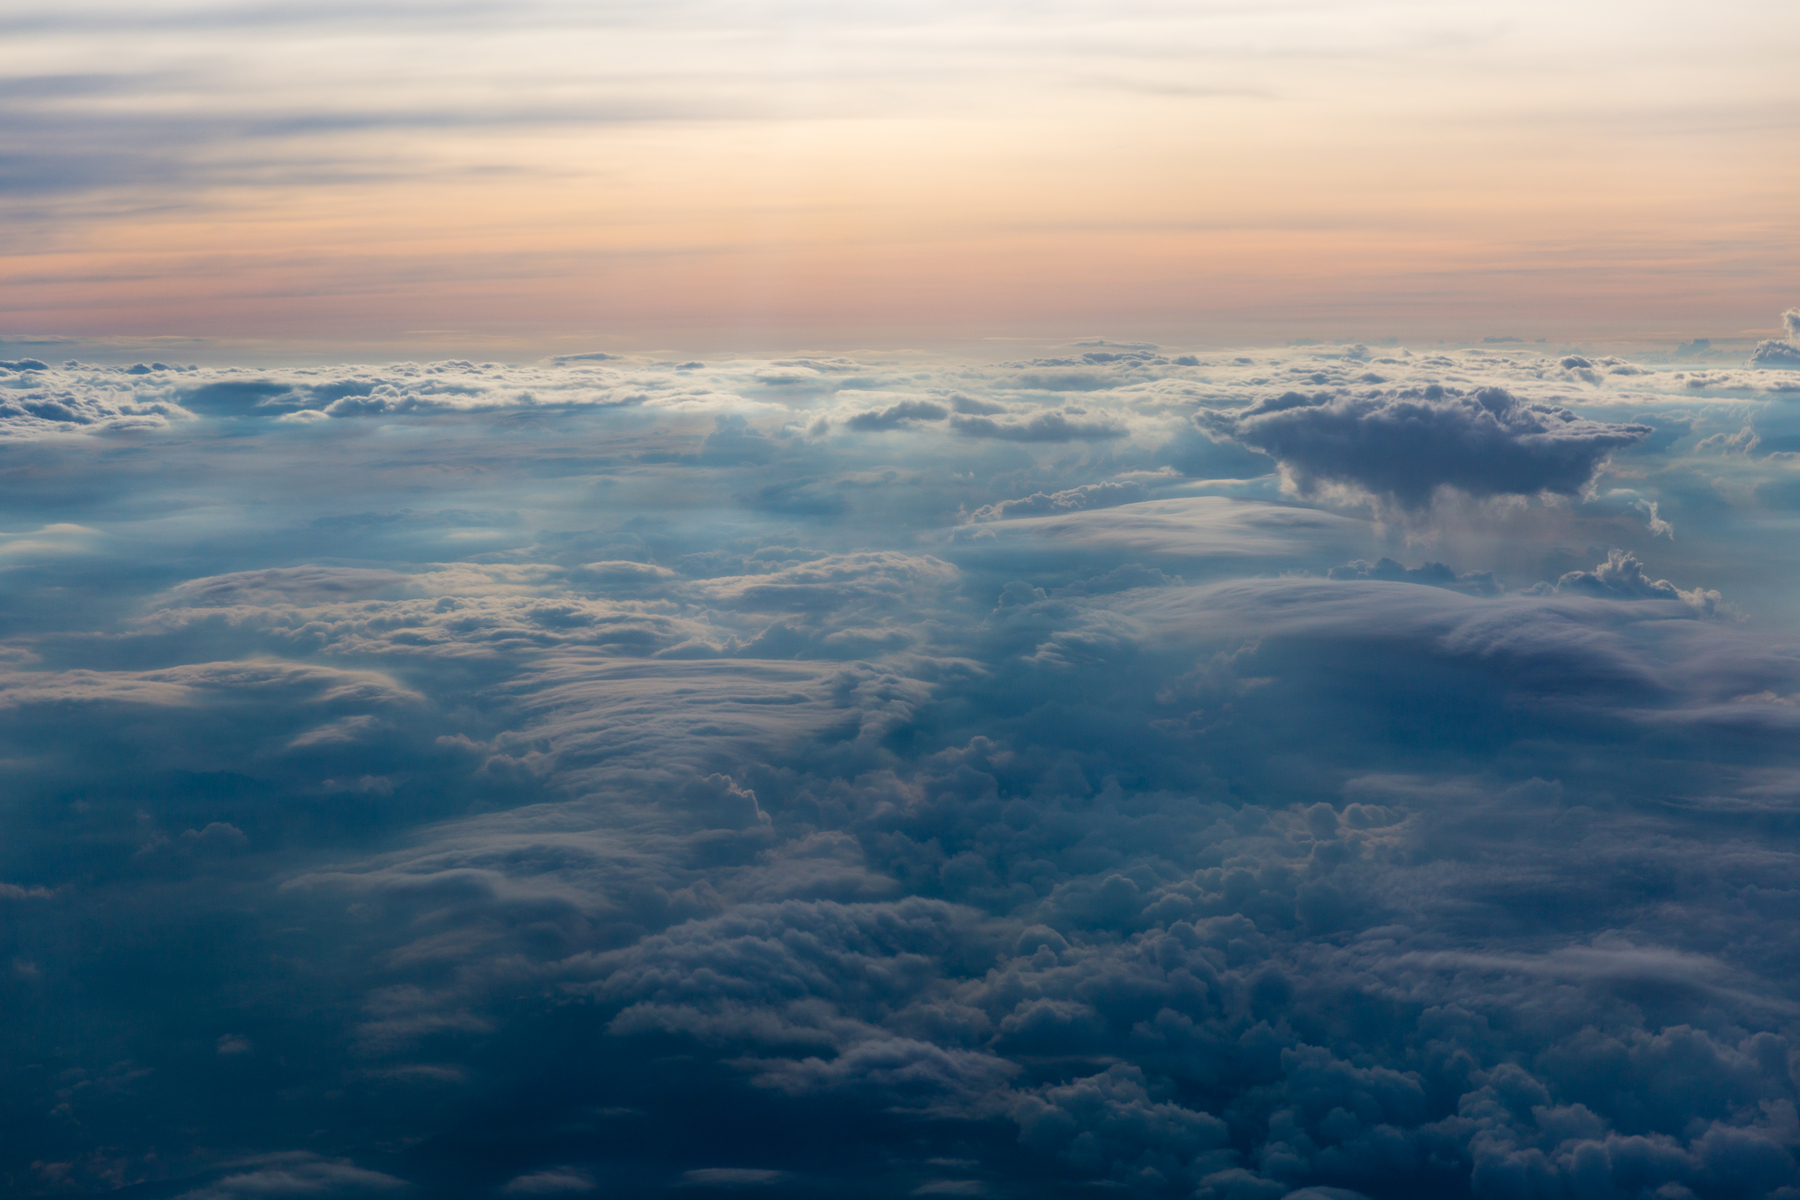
[3,0,1796,357]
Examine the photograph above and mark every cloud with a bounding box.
[1747,310,1800,368]
[0,659,421,711]
[949,394,1008,416]
[1747,343,1800,369]
[955,496,1368,566]
[501,1168,596,1195]
[949,410,1127,442]
[177,1154,408,1199]
[1326,557,1498,595]
[167,566,415,607]
[969,481,1148,522]
[1552,549,1722,615]
[1213,385,1652,508]
[686,552,958,615]
[680,1168,786,1186]
[846,400,950,430]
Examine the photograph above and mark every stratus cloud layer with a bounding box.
[6,336,1800,1198]
[1,0,1796,349]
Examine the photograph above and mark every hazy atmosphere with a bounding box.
[4,0,1797,355]
[5,2,1800,1200]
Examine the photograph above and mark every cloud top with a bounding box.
[1217,385,1652,508]
[1747,309,1800,368]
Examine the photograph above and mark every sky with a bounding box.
[2,0,1798,356]
[9,2,1800,1200]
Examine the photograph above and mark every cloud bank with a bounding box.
[5,335,1800,1197]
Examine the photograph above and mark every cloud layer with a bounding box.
[5,337,1800,1197]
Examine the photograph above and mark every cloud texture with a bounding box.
[6,337,1800,1197]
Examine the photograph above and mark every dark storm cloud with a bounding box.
[8,344,1800,1199]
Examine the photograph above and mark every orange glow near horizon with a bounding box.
[3,0,1796,357]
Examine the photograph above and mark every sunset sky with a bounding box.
[5,0,1797,356]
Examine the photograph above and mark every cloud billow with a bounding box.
[1216,385,1652,508]
[1746,309,1800,369]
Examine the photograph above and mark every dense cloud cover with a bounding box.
[7,335,1800,1198]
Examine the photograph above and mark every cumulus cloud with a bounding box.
[1552,549,1723,615]
[1213,385,1652,508]
[1747,310,1800,368]
[7,340,1800,1200]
